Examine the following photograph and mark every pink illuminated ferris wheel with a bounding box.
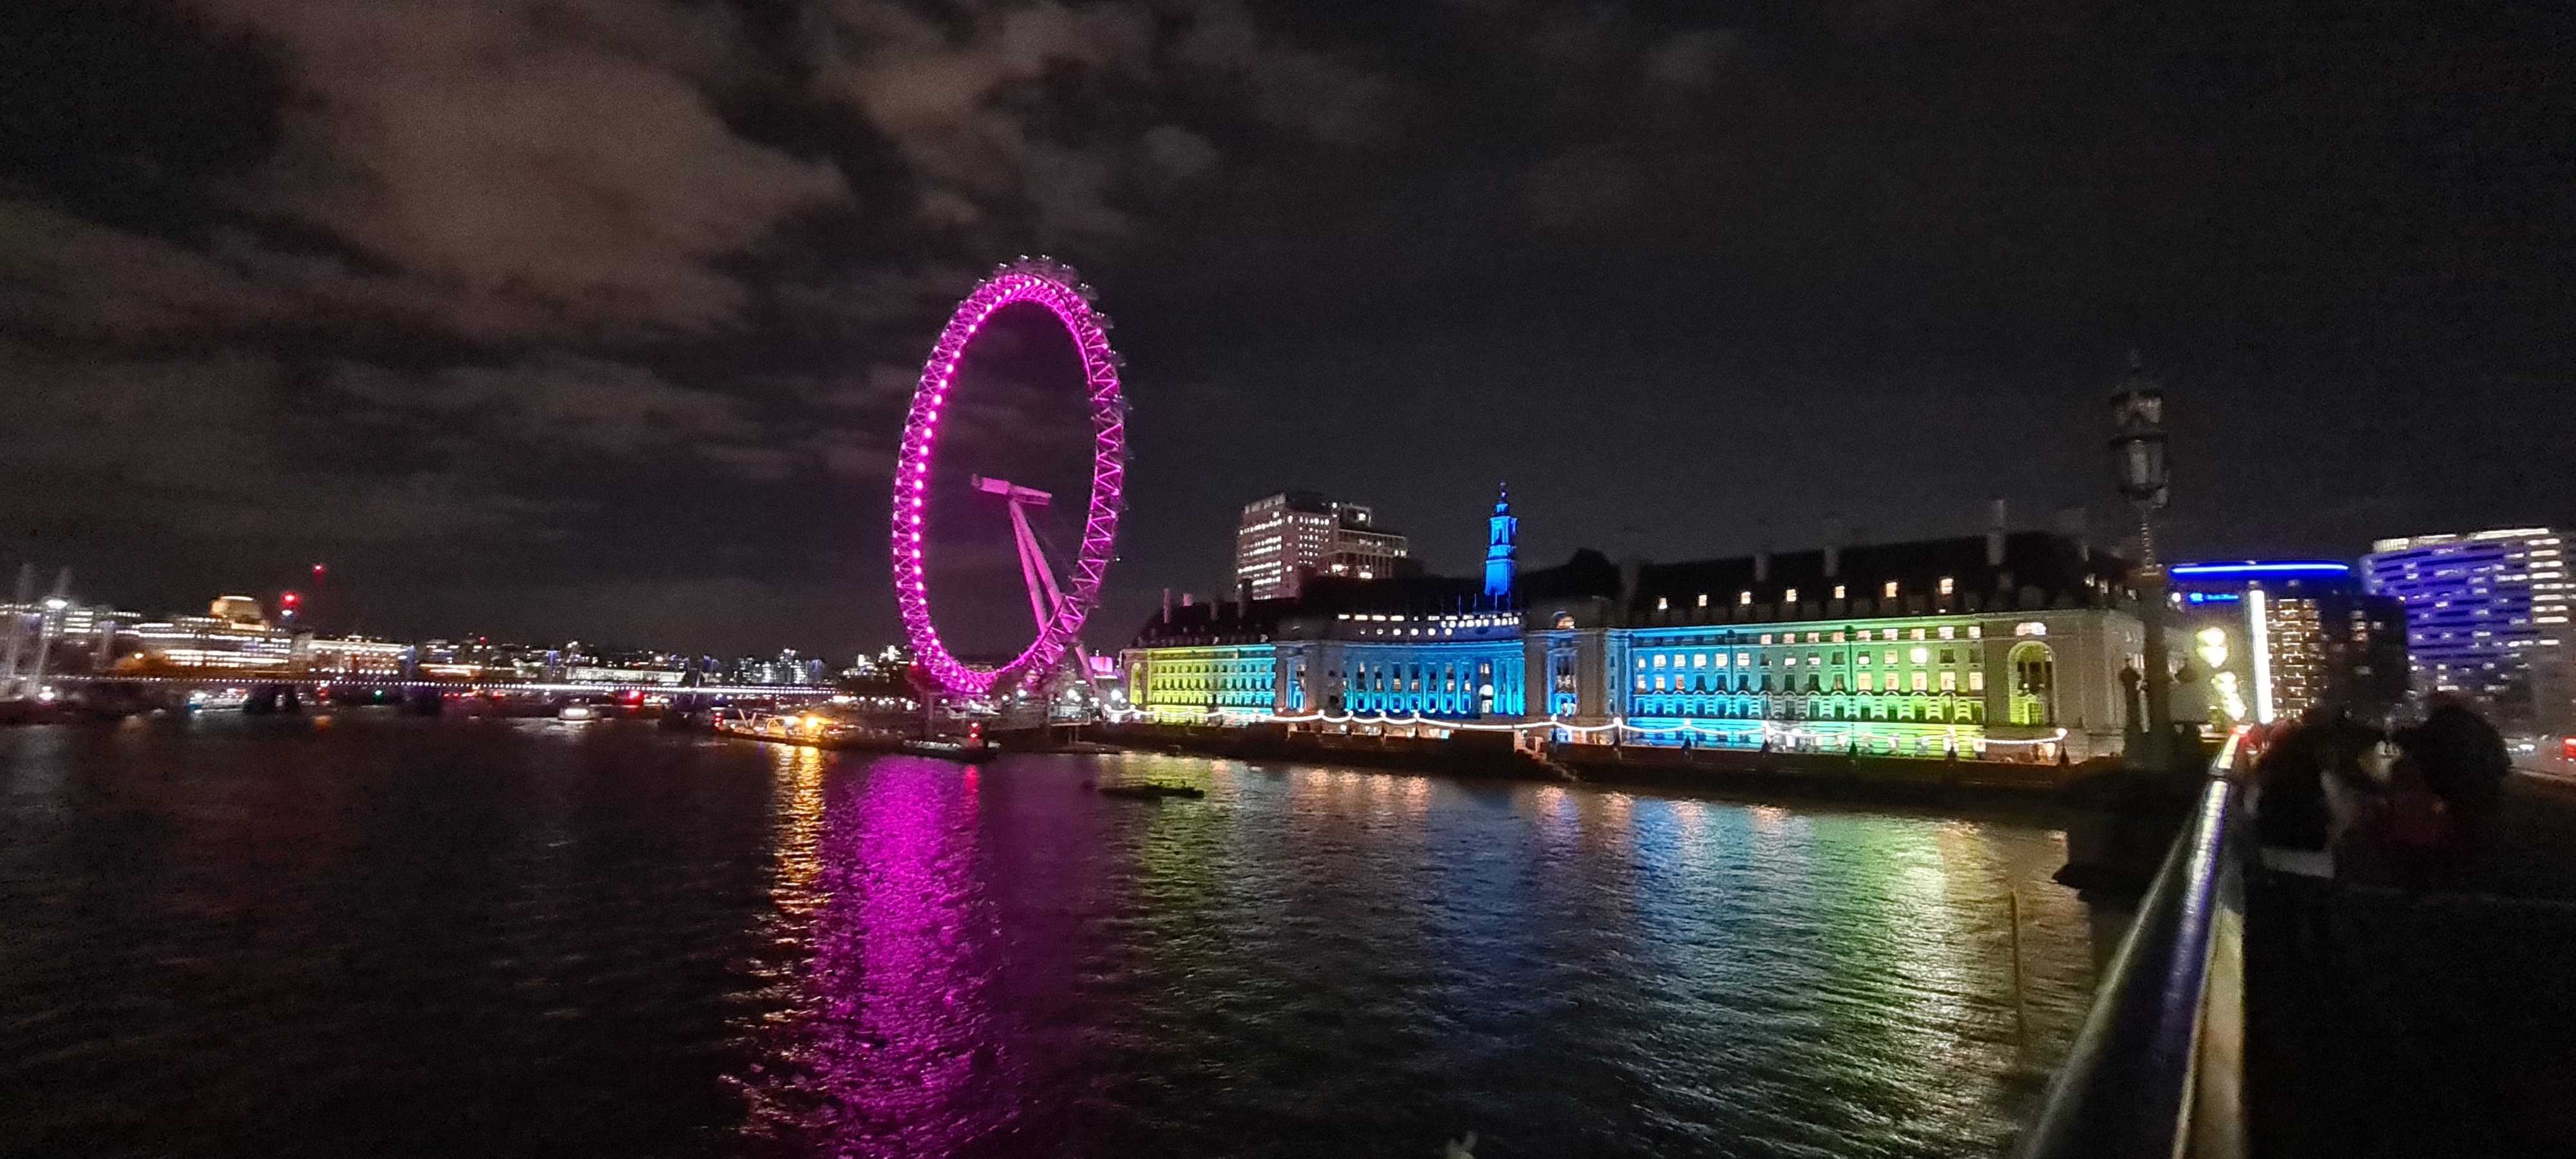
[891,258,1126,699]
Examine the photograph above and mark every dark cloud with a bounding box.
[202,0,851,334]
[1,0,2570,658]
[1641,29,1739,90]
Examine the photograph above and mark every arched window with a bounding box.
[2009,641,2057,726]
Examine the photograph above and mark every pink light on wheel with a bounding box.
[890,258,1126,699]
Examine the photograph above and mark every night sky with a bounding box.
[3,0,2570,659]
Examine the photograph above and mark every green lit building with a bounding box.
[1123,505,2155,762]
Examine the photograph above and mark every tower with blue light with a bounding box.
[1484,484,1517,600]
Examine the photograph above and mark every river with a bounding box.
[0,713,2102,1158]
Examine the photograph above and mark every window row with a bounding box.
[1636,671,1985,693]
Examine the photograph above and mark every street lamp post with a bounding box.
[2110,353,2174,771]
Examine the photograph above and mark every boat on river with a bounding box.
[711,710,996,764]
[1093,782,1204,800]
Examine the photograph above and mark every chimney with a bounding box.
[1616,557,1643,620]
[1754,547,1770,583]
[2055,505,2090,561]
[1823,514,1846,578]
[1985,498,2008,567]
[1161,587,1172,622]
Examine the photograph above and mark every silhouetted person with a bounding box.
[2394,693,2510,839]
[2252,709,2382,876]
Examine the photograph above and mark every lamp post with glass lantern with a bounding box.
[2110,353,2174,771]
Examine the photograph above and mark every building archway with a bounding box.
[2008,641,2057,726]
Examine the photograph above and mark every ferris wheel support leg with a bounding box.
[1003,495,1110,714]
[1005,498,1055,635]
[1069,644,1108,708]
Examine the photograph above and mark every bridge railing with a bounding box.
[2018,729,2251,1159]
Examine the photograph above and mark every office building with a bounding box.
[1235,491,1410,599]
[2168,561,2409,727]
[2363,527,2571,735]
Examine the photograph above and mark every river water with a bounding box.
[0,713,2101,1158]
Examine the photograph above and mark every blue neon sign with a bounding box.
[2169,561,2352,580]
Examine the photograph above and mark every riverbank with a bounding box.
[1086,721,2124,818]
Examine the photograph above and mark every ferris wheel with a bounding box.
[889,258,1126,700]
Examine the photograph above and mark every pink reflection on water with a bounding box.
[743,757,999,1156]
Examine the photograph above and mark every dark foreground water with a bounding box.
[0,714,2101,1158]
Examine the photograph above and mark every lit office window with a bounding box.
[1858,673,1875,691]
[1969,671,1985,692]
[1940,672,1958,692]
[1698,593,1710,607]
[1884,581,1900,598]
[1740,590,1753,605]
[1785,588,1799,603]
[1911,671,1929,692]
[1938,576,1955,596]
[1938,626,1955,640]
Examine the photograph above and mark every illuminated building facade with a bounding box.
[1123,596,1291,723]
[1235,491,1410,599]
[1577,531,2145,760]
[1124,574,1525,726]
[129,615,297,672]
[2168,561,2408,728]
[2363,527,2571,735]
[305,637,412,675]
[1134,499,2155,761]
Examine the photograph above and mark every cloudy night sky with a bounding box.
[3,0,2570,659]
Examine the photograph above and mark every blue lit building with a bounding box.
[1123,574,1527,724]
[1484,485,1516,599]
[1124,500,2159,762]
[2363,528,2571,735]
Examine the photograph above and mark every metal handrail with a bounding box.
[2019,730,2249,1159]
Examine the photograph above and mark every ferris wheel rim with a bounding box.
[889,259,1126,699]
